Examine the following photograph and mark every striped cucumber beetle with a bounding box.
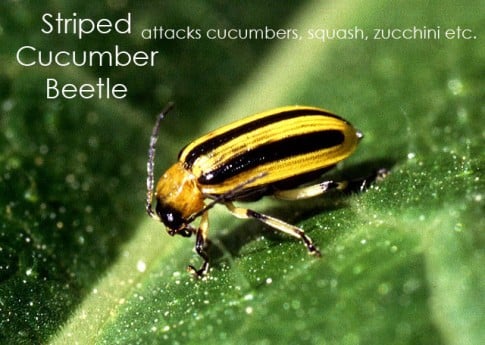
[146,103,386,277]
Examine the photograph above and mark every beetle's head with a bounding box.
[153,162,205,237]
[155,201,192,237]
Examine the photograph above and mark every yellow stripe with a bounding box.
[192,115,355,179]
[177,106,359,196]
[214,116,341,160]
[200,144,355,195]
[179,106,332,162]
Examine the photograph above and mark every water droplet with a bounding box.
[243,294,253,301]
[403,278,421,294]
[447,78,464,95]
[378,283,391,295]
[137,260,147,272]
[291,299,301,310]
[24,187,39,203]
[407,152,416,160]
[2,98,14,112]
[457,107,468,123]
[353,265,363,275]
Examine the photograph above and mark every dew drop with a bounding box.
[447,78,464,95]
[136,260,147,272]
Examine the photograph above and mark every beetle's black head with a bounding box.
[156,201,190,236]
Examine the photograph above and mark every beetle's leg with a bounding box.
[187,212,210,278]
[225,202,320,256]
[275,180,347,200]
[275,168,389,200]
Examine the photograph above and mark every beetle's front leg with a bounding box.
[187,212,210,278]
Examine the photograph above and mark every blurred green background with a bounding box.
[0,1,483,344]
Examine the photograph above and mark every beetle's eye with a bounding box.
[156,202,185,232]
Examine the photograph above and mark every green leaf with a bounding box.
[1,1,483,344]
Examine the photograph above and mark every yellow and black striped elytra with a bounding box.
[146,103,380,277]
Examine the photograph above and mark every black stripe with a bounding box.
[183,108,342,168]
[198,129,345,185]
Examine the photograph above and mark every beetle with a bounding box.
[146,103,385,277]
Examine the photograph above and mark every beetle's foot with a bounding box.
[309,244,321,257]
[376,168,390,181]
[187,263,209,278]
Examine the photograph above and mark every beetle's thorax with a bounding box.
[155,162,205,219]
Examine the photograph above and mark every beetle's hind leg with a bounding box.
[274,168,389,200]
[224,202,320,256]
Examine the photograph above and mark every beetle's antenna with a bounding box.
[146,102,175,220]
[185,172,268,224]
